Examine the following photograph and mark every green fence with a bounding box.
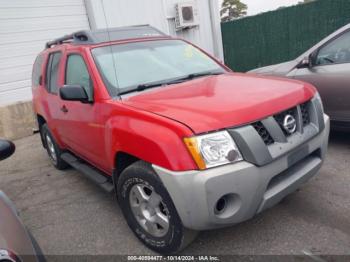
[221,0,350,72]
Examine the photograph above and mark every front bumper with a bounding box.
[153,115,330,231]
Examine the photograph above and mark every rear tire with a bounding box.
[41,124,68,170]
[117,161,198,254]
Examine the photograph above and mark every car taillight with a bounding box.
[0,249,21,262]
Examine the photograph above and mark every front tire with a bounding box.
[117,161,197,254]
[41,124,68,170]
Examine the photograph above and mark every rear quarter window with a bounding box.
[32,54,43,87]
[46,52,62,94]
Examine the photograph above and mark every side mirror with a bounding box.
[60,85,90,103]
[296,56,311,69]
[297,50,319,69]
[0,139,15,161]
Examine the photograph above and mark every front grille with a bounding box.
[274,107,297,136]
[300,102,310,125]
[252,121,274,145]
[252,100,312,146]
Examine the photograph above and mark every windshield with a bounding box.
[91,39,226,96]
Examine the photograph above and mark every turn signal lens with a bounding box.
[184,137,207,170]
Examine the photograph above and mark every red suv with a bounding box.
[32,25,330,254]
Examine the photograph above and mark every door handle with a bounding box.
[60,105,68,113]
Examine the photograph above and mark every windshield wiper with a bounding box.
[119,81,167,95]
[119,71,224,95]
[171,71,224,83]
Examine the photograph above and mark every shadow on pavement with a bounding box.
[329,130,350,145]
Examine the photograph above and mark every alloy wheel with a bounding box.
[129,184,170,238]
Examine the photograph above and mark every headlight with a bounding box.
[184,131,243,170]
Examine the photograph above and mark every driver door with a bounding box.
[58,52,109,173]
[293,30,350,122]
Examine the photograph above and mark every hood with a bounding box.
[122,73,315,134]
[248,60,298,76]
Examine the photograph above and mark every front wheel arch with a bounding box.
[113,151,140,192]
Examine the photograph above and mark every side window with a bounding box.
[65,55,93,100]
[32,54,43,87]
[316,30,350,66]
[46,52,62,94]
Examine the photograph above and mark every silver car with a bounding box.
[250,24,350,130]
[0,139,45,262]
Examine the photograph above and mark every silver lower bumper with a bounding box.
[153,115,330,231]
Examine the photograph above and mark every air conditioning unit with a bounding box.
[175,1,199,30]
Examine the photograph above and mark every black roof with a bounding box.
[45,25,168,49]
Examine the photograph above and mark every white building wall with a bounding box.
[0,0,90,106]
[85,0,224,60]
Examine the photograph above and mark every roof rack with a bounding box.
[45,25,168,49]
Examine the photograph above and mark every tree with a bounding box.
[220,0,248,22]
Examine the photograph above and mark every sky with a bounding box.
[219,0,301,16]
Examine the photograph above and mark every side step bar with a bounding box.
[61,153,114,193]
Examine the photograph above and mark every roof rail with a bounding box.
[45,25,168,49]
[45,31,94,49]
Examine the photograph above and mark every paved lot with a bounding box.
[0,132,349,256]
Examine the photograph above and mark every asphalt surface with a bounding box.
[0,132,349,257]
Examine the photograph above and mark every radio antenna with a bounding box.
[101,0,121,97]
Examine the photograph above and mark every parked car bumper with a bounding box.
[153,115,329,231]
